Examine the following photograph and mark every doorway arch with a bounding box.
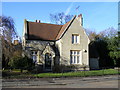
[45,53,52,70]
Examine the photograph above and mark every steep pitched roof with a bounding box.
[55,21,71,40]
[26,15,76,41]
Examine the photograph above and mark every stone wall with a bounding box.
[23,40,56,72]
[56,17,90,69]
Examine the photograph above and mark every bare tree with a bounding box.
[85,29,100,41]
[0,16,19,68]
[85,27,117,41]
[50,12,73,25]
[99,27,117,38]
[0,16,17,42]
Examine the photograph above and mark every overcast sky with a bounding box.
[2,2,118,37]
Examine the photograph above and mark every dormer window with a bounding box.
[72,34,80,44]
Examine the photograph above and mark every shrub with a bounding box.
[8,56,35,72]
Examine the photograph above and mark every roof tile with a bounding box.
[27,16,76,41]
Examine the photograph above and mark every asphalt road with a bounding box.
[2,75,119,88]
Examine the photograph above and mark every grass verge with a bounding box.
[34,69,119,78]
[2,69,119,79]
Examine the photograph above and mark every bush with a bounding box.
[8,56,35,72]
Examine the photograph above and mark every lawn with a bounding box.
[34,69,119,78]
[2,69,33,79]
[2,69,119,79]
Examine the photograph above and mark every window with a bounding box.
[72,34,80,44]
[32,51,37,63]
[70,50,81,64]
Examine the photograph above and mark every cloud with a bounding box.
[64,2,74,15]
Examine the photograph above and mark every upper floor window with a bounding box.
[72,34,80,44]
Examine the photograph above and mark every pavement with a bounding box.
[2,75,119,88]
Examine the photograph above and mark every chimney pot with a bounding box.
[78,14,82,17]
[35,20,40,23]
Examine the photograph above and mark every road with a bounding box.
[2,75,119,88]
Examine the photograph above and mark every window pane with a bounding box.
[78,36,79,43]
[74,51,76,55]
[70,55,72,64]
[75,56,77,64]
[32,51,37,55]
[71,51,73,55]
[32,51,34,54]
[77,56,80,63]
[35,51,37,54]
[32,55,37,62]
[75,51,77,55]
[75,36,77,43]
[74,56,76,63]
[33,51,35,55]
[71,55,73,64]
[73,35,75,43]
[72,55,74,64]
[77,51,80,55]
[77,36,80,43]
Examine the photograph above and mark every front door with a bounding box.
[45,53,52,70]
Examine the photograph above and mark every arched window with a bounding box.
[32,51,37,63]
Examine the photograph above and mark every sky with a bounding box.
[2,2,118,38]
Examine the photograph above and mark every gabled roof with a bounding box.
[26,16,76,41]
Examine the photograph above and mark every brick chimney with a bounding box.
[35,20,40,23]
[78,14,83,26]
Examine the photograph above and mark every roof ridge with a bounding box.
[27,21,63,26]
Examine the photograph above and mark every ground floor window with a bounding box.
[70,50,81,64]
[32,51,37,63]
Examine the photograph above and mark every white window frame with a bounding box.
[72,34,80,44]
[70,50,82,64]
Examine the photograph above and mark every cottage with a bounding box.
[22,14,90,72]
